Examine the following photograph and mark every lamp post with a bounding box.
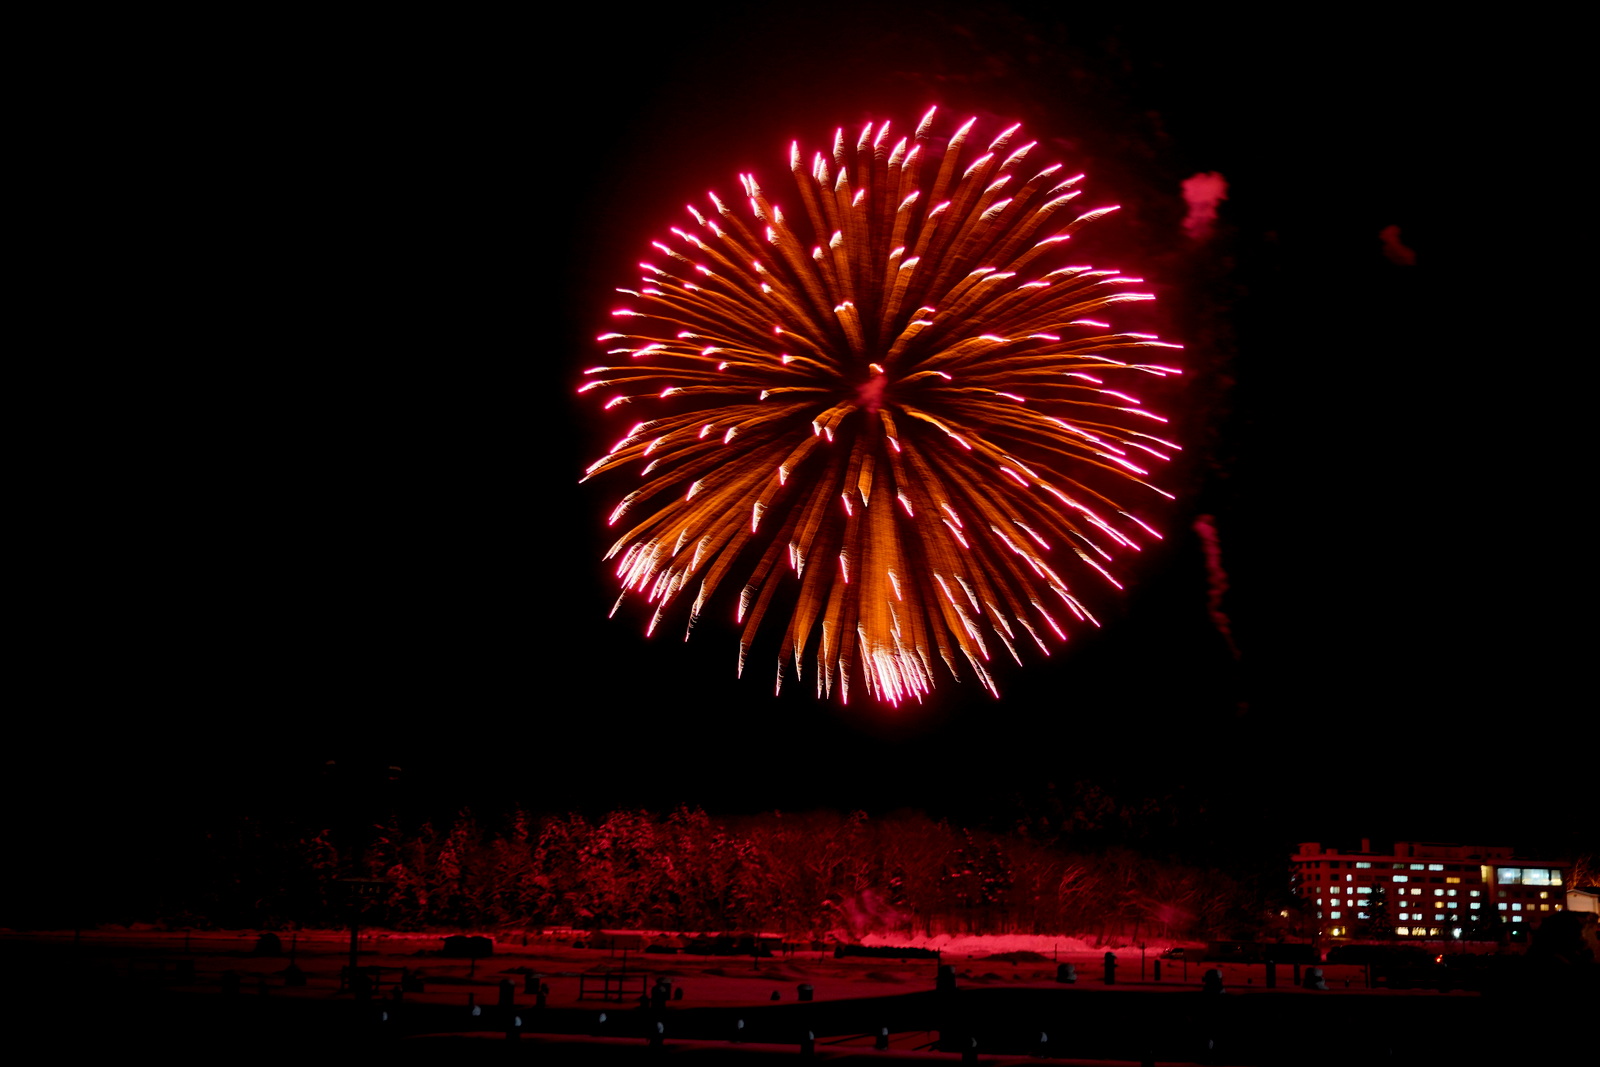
[336,878,390,980]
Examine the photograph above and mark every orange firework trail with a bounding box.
[581,109,1181,705]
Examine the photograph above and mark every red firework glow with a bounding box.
[582,109,1181,705]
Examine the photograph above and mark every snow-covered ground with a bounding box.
[3,926,1388,1009]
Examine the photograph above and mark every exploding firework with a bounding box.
[581,109,1181,704]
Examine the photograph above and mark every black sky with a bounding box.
[16,6,1586,909]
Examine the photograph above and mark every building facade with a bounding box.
[1291,840,1566,941]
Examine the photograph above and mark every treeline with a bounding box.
[191,807,1267,940]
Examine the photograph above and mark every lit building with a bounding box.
[1291,840,1567,941]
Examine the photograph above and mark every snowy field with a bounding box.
[1,927,1581,1062]
[3,925,1392,1006]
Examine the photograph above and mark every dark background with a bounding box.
[11,5,1585,923]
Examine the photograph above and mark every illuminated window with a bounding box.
[1446,889,1456,897]
[1434,889,1445,897]
[1316,898,1323,906]
[1446,877,1460,884]
[1356,862,1371,868]
[1513,903,1521,911]
[1393,875,1408,882]
[1411,889,1422,896]
[1469,890,1480,898]
[1428,864,1444,871]
[1358,911,1370,919]
[1498,903,1507,911]
[1434,913,1444,921]
[1498,868,1521,884]
[1316,911,1323,919]
[1396,927,1410,936]
[1470,903,1480,909]
[1539,891,1549,900]
[1357,886,1372,894]
[1330,887,1341,896]
[1512,916,1522,923]
[1540,905,1549,911]
[1522,869,1550,886]
[1447,902,1457,909]
[1410,863,1425,870]
[1556,905,1563,911]
[1330,911,1342,919]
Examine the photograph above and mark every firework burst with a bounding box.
[581,109,1181,705]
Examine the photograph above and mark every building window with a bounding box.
[1447,902,1457,909]
[1512,916,1522,923]
[1434,913,1444,921]
[1410,863,1426,870]
[1393,875,1408,882]
[1357,887,1372,894]
[1434,889,1445,897]
[1427,864,1444,871]
[1470,903,1480,909]
[1470,890,1480,898]
[1446,889,1456,896]
[1498,868,1521,884]
[1539,891,1549,900]
[1358,911,1370,919]
[1397,927,1410,936]
[1356,862,1372,868]
[1330,911,1342,919]
[1446,877,1461,884]
[1411,889,1422,896]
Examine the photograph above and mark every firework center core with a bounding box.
[856,368,889,414]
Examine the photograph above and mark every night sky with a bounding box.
[14,7,1584,922]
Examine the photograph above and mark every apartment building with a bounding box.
[1291,840,1566,940]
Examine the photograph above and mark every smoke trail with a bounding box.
[1181,172,1228,241]
[1379,224,1416,266]
[1193,514,1240,660]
